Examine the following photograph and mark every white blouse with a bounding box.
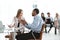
[10,17,31,33]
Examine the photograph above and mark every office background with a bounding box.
[0,0,60,40]
[0,0,60,27]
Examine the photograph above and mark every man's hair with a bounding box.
[41,12,44,14]
[33,8,39,14]
[47,12,50,14]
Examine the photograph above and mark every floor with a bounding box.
[42,27,60,40]
[0,27,60,40]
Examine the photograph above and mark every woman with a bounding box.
[6,9,26,40]
[54,13,60,35]
[41,13,45,22]
[9,9,23,27]
[8,9,30,40]
[8,9,24,33]
[41,13,47,33]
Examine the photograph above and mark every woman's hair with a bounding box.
[56,13,59,17]
[41,12,44,17]
[16,9,22,18]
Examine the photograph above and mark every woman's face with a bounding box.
[41,13,44,17]
[56,13,58,17]
[19,11,23,18]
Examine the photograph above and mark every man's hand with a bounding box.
[21,20,27,25]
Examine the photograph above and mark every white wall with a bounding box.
[0,0,60,27]
[37,0,60,17]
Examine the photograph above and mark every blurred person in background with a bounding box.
[41,12,45,22]
[45,12,54,33]
[54,13,60,35]
[41,13,47,33]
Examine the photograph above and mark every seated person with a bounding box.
[41,13,47,33]
[45,12,53,33]
[16,8,43,40]
[8,9,30,40]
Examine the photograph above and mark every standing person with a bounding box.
[16,8,43,40]
[54,13,59,35]
[45,12,53,33]
[54,13,60,35]
[41,13,47,33]
[58,15,60,35]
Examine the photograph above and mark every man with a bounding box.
[16,8,43,40]
[45,12,53,33]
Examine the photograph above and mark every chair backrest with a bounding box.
[0,21,5,33]
[28,24,45,40]
[39,24,45,40]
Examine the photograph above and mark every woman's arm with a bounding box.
[8,17,16,28]
[8,24,15,28]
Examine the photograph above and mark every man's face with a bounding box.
[47,13,50,17]
[32,11,36,16]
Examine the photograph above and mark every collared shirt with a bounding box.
[25,15,43,33]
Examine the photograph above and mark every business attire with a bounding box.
[8,17,19,40]
[16,15,43,40]
[9,17,30,40]
[45,17,53,33]
[9,17,24,40]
